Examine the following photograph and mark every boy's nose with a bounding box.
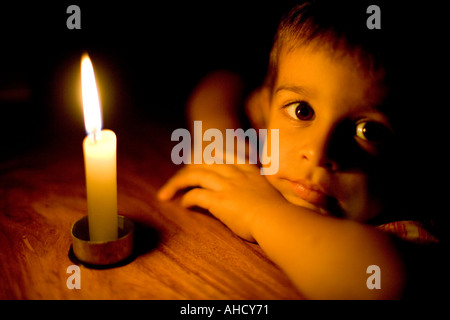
[299,127,340,172]
[301,148,339,172]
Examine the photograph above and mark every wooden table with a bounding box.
[0,120,303,300]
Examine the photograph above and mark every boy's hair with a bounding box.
[265,0,391,91]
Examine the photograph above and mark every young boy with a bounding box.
[158,1,442,299]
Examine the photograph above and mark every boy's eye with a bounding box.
[285,101,315,121]
[355,121,391,142]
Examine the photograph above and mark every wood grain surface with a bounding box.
[0,121,303,300]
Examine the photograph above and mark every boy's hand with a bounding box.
[157,163,286,242]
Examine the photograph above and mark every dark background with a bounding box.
[0,1,292,160]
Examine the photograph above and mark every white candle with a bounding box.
[81,53,118,242]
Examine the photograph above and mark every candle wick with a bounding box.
[93,130,98,143]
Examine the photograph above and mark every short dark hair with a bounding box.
[265,0,390,90]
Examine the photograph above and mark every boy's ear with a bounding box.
[245,86,271,130]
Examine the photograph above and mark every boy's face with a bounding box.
[264,44,392,222]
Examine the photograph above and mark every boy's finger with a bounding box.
[197,162,260,177]
[157,168,225,200]
[180,188,215,211]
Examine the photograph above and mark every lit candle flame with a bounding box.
[81,53,102,139]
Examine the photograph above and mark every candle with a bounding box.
[81,53,118,242]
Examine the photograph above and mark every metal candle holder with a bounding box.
[71,215,134,267]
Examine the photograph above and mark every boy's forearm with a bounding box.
[251,202,406,299]
[187,70,244,132]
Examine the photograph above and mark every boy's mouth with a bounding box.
[287,180,342,216]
